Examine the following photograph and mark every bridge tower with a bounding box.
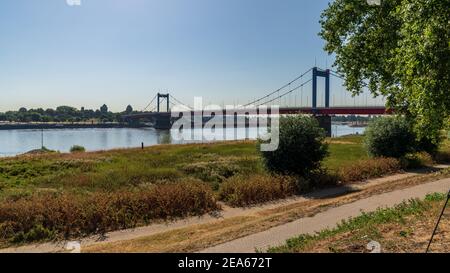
[153,93,172,129]
[312,67,330,109]
[157,93,170,112]
[312,67,332,137]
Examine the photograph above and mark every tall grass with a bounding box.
[0,181,219,244]
[336,157,402,183]
[218,175,297,207]
[0,137,447,245]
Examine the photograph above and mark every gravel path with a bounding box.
[201,177,450,253]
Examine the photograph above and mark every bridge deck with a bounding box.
[123,106,390,120]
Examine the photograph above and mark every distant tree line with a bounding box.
[0,105,136,123]
[0,106,379,124]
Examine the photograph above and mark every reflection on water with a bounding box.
[331,125,366,138]
[0,125,365,157]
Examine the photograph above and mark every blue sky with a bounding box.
[0,0,380,112]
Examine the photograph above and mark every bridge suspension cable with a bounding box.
[255,79,312,107]
[142,95,157,112]
[329,69,388,107]
[169,94,193,110]
[243,68,312,107]
[330,71,343,79]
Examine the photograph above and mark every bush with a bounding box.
[337,158,402,183]
[70,145,86,153]
[435,151,450,163]
[296,169,339,191]
[400,152,435,169]
[415,136,440,156]
[260,116,328,177]
[364,117,416,158]
[218,175,297,207]
[0,181,219,243]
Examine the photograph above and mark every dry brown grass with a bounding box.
[337,158,402,183]
[0,137,446,248]
[82,168,450,253]
[218,175,297,207]
[0,181,219,245]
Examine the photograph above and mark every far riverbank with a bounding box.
[0,122,146,130]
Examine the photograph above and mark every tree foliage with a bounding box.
[0,105,131,123]
[260,116,328,177]
[320,0,449,144]
[100,104,108,114]
[125,105,133,114]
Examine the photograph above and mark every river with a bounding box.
[0,125,365,157]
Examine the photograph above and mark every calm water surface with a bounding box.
[0,125,365,157]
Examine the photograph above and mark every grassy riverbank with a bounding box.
[0,135,448,246]
[0,135,381,200]
[0,137,367,199]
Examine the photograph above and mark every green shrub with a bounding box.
[70,145,86,153]
[435,151,450,163]
[415,136,440,156]
[260,116,328,177]
[218,175,297,207]
[12,225,55,243]
[337,158,402,183]
[400,152,435,169]
[296,169,339,191]
[0,181,219,243]
[364,117,416,158]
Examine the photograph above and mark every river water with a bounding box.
[0,125,365,157]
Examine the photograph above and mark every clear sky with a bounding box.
[0,0,381,112]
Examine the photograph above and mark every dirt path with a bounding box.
[1,166,448,253]
[201,177,450,253]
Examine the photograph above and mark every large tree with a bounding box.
[320,0,449,143]
[125,105,133,114]
[100,104,108,114]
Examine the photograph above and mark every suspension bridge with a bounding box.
[123,67,392,136]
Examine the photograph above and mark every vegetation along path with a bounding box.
[202,175,450,253]
[0,131,448,253]
[2,165,448,253]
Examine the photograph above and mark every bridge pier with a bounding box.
[314,115,332,137]
[153,113,172,130]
